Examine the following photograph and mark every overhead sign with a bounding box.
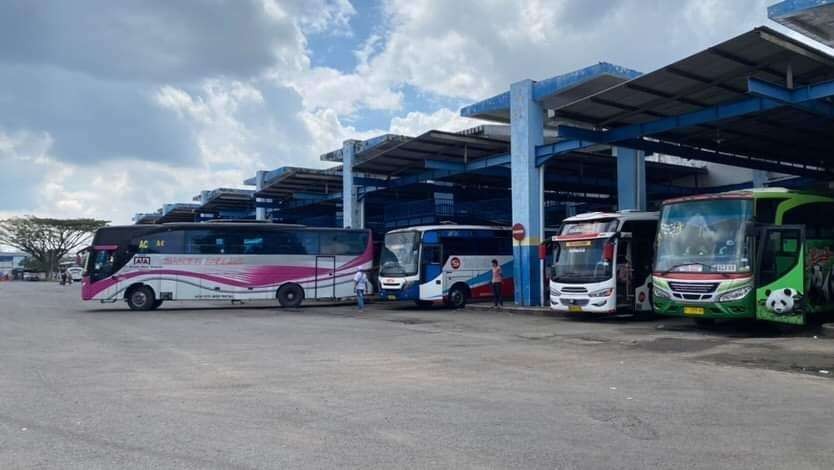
[512,223,526,241]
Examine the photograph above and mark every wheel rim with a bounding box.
[133,291,147,307]
[452,291,463,306]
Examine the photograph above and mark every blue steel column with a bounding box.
[255,170,266,221]
[614,147,646,211]
[342,140,360,228]
[510,79,543,306]
[752,170,767,188]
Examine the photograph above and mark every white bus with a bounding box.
[378,225,513,308]
[549,211,658,317]
[81,224,373,310]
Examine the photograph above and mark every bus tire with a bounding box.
[447,285,468,309]
[277,284,304,308]
[152,300,164,310]
[126,285,155,311]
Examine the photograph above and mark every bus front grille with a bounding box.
[668,282,718,294]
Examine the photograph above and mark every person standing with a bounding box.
[491,259,503,308]
[353,269,368,311]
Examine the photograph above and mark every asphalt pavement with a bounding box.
[1,281,832,469]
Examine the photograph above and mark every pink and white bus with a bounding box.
[81,224,373,310]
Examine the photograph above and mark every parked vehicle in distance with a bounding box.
[378,225,513,308]
[23,271,43,281]
[550,211,658,317]
[66,266,84,282]
[652,188,834,326]
[81,224,373,310]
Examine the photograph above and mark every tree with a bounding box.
[0,217,109,279]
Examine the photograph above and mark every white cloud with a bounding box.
[2,0,820,226]
[389,108,479,136]
[356,0,775,100]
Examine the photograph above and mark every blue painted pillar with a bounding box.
[510,79,544,306]
[342,140,362,228]
[615,147,646,211]
[255,170,266,221]
[752,170,767,188]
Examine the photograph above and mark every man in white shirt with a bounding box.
[353,269,368,311]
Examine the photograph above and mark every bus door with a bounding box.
[419,244,443,300]
[616,235,633,308]
[755,225,806,325]
[89,246,118,299]
[314,255,336,300]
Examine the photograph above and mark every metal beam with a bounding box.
[537,77,834,167]
[747,77,834,118]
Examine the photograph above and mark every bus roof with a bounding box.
[386,224,509,234]
[562,211,659,223]
[96,223,370,234]
[660,187,832,205]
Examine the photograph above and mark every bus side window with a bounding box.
[783,202,834,239]
[134,230,184,254]
[422,245,442,264]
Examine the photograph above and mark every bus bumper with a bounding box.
[550,294,617,315]
[379,284,420,301]
[653,297,754,319]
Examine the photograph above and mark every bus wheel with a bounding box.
[277,284,304,308]
[447,285,468,309]
[127,286,155,311]
[152,300,164,310]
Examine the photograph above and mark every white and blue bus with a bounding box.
[378,225,514,308]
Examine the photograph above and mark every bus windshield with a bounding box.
[655,199,752,274]
[552,238,613,283]
[380,231,420,276]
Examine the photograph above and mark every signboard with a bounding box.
[512,223,526,241]
[450,257,461,270]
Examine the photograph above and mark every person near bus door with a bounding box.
[353,269,368,311]
[491,259,503,308]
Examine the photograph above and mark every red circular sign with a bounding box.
[450,257,461,270]
[512,223,526,241]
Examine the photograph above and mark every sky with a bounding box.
[0,0,817,225]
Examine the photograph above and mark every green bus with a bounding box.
[652,188,834,326]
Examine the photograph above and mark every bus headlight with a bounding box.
[550,287,561,297]
[718,286,752,303]
[654,287,671,299]
[589,288,613,298]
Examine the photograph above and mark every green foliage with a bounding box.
[0,216,109,276]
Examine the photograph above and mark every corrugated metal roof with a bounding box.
[352,130,510,174]
[256,166,344,200]
[194,188,255,212]
[769,0,834,48]
[551,26,834,172]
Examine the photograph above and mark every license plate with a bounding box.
[387,295,397,301]
[684,306,705,316]
[568,305,582,313]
